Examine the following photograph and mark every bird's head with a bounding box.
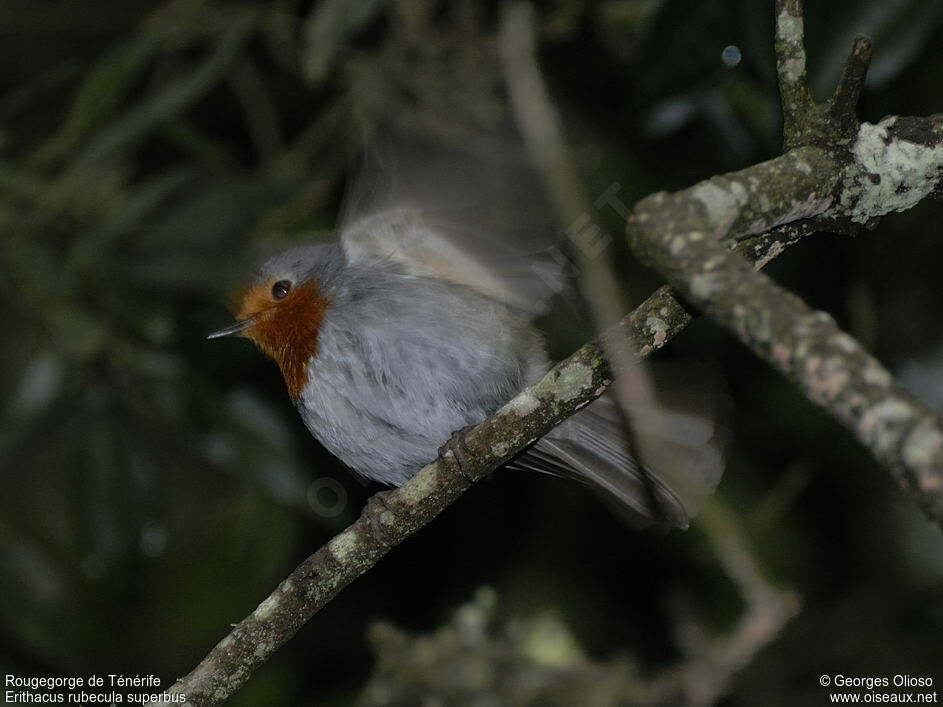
[208,245,336,399]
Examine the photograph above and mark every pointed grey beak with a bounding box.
[207,318,255,340]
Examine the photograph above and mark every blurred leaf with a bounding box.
[69,6,259,170]
[64,166,196,277]
[8,351,64,416]
[80,415,136,572]
[302,0,383,84]
[31,37,160,168]
[214,388,312,510]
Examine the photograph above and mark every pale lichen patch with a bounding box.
[491,440,512,457]
[780,56,805,85]
[328,532,360,563]
[858,398,914,446]
[669,235,689,255]
[645,315,668,334]
[862,363,892,387]
[398,465,439,503]
[690,272,726,300]
[841,117,943,224]
[253,594,282,621]
[691,181,747,234]
[830,332,859,354]
[553,362,595,401]
[902,424,943,489]
[506,391,541,417]
[776,10,802,43]
[803,355,851,402]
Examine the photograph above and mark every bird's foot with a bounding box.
[438,425,477,485]
[364,490,396,546]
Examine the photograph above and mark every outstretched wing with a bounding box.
[338,137,567,317]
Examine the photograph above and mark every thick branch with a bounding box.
[627,116,943,529]
[831,115,943,225]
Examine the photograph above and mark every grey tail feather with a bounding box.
[509,392,727,530]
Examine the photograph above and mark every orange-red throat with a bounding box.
[236,278,329,400]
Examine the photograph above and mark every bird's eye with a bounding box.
[272,280,292,300]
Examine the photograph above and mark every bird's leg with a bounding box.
[438,425,477,485]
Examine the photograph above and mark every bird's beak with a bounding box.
[207,318,255,340]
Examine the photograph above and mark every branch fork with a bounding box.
[776,0,873,152]
[626,0,943,526]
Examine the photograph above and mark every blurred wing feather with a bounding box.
[339,138,566,316]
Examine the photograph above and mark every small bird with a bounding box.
[209,146,723,528]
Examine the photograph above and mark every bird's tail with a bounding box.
[516,372,728,529]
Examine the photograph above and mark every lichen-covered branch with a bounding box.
[833,115,943,225]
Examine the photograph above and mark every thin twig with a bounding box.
[498,3,635,340]
[828,35,873,123]
[499,1,660,460]
[775,0,813,148]
[642,498,801,707]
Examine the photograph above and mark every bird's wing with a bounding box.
[338,137,566,317]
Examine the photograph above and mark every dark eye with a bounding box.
[272,280,292,300]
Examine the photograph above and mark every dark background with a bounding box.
[1,1,942,705]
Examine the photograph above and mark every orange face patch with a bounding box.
[237,278,329,400]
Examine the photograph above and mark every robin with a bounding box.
[208,148,724,528]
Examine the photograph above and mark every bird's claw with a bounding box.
[438,425,477,485]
